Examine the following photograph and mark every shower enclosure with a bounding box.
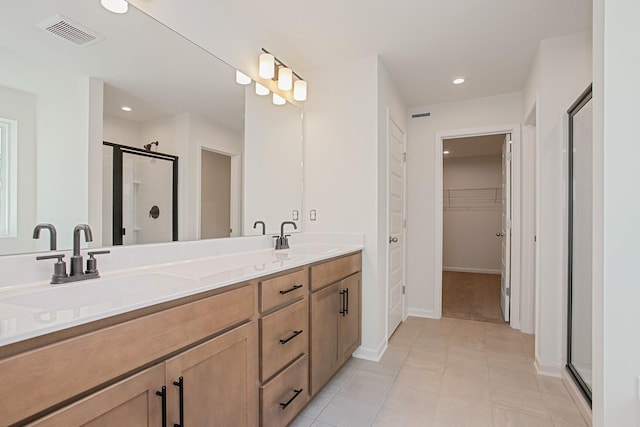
[566,84,593,405]
[103,142,178,246]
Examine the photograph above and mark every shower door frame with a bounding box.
[566,84,593,406]
[104,141,179,246]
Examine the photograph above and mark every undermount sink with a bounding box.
[282,245,341,256]
[0,272,199,312]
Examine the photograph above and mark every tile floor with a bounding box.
[291,316,588,427]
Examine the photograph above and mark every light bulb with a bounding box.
[101,0,128,14]
[453,77,465,85]
[255,82,269,96]
[278,67,293,91]
[293,80,307,101]
[259,53,275,79]
[272,93,286,106]
[235,70,251,85]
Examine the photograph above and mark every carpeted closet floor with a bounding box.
[442,271,506,324]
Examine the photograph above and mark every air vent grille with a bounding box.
[37,14,104,47]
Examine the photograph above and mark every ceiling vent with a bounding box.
[37,14,104,47]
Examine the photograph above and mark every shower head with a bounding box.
[144,141,159,151]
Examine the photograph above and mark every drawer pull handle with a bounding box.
[340,289,349,316]
[173,376,184,427]
[280,284,303,295]
[280,330,303,344]
[279,388,303,409]
[155,386,167,427]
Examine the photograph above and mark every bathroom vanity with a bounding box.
[0,246,362,426]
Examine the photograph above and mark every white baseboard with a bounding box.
[352,339,387,362]
[534,358,563,378]
[561,369,592,426]
[443,267,501,275]
[407,308,440,319]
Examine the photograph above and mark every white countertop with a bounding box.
[0,244,362,347]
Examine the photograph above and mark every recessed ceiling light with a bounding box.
[443,150,450,154]
[121,106,132,112]
[101,0,128,14]
[452,78,465,85]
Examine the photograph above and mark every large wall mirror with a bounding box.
[567,84,593,406]
[0,0,303,255]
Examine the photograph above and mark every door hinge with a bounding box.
[403,219,407,228]
[403,152,407,162]
[506,287,511,297]
[402,285,406,295]
[506,219,512,229]
[506,152,512,161]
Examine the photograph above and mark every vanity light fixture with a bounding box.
[272,93,286,106]
[101,0,128,14]
[255,82,269,96]
[235,70,251,85]
[260,48,308,101]
[121,106,132,112]
[452,77,465,85]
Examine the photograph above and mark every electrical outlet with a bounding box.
[310,209,317,221]
[292,210,299,220]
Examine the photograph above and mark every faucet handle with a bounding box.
[36,253,68,283]
[86,250,110,275]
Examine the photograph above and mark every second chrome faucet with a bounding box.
[274,221,297,250]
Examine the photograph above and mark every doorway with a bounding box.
[434,124,523,329]
[200,149,231,239]
[441,134,508,324]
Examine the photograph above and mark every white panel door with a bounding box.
[388,118,405,337]
[500,134,512,322]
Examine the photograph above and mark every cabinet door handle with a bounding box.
[279,388,303,409]
[339,290,347,316]
[279,330,303,345]
[345,288,349,315]
[155,386,167,427]
[172,376,184,427]
[279,284,303,295]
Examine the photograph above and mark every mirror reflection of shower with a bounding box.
[103,142,178,246]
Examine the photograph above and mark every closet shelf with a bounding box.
[443,187,503,211]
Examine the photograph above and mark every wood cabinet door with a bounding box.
[310,282,340,395]
[164,321,259,427]
[339,273,361,364]
[30,364,165,426]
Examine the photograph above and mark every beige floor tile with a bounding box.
[311,421,338,427]
[435,395,493,427]
[299,388,337,418]
[492,405,554,427]
[317,395,381,427]
[323,365,356,393]
[484,322,521,338]
[373,407,434,427]
[450,319,486,336]
[449,334,486,351]
[382,384,439,418]
[290,415,316,427]
[440,371,491,403]
[444,361,490,382]
[544,396,587,426]
[490,386,548,416]
[402,316,427,329]
[446,346,488,367]
[358,358,404,377]
[416,331,452,349]
[412,340,449,359]
[487,353,536,373]
[489,366,540,391]
[486,337,527,356]
[405,350,447,372]
[537,376,571,398]
[395,364,443,393]
[337,369,394,405]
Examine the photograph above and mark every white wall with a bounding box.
[0,47,90,253]
[443,155,502,273]
[593,0,640,424]
[522,32,592,376]
[406,92,523,318]
[244,89,303,235]
[304,55,407,359]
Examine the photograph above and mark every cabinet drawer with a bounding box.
[310,252,361,291]
[260,355,309,427]
[260,268,308,313]
[260,299,308,381]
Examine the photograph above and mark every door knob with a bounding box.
[389,236,398,243]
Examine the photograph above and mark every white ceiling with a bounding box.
[195,0,593,106]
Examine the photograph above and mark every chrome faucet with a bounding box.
[274,221,297,250]
[71,224,93,276]
[253,220,266,235]
[36,224,110,284]
[32,223,57,250]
